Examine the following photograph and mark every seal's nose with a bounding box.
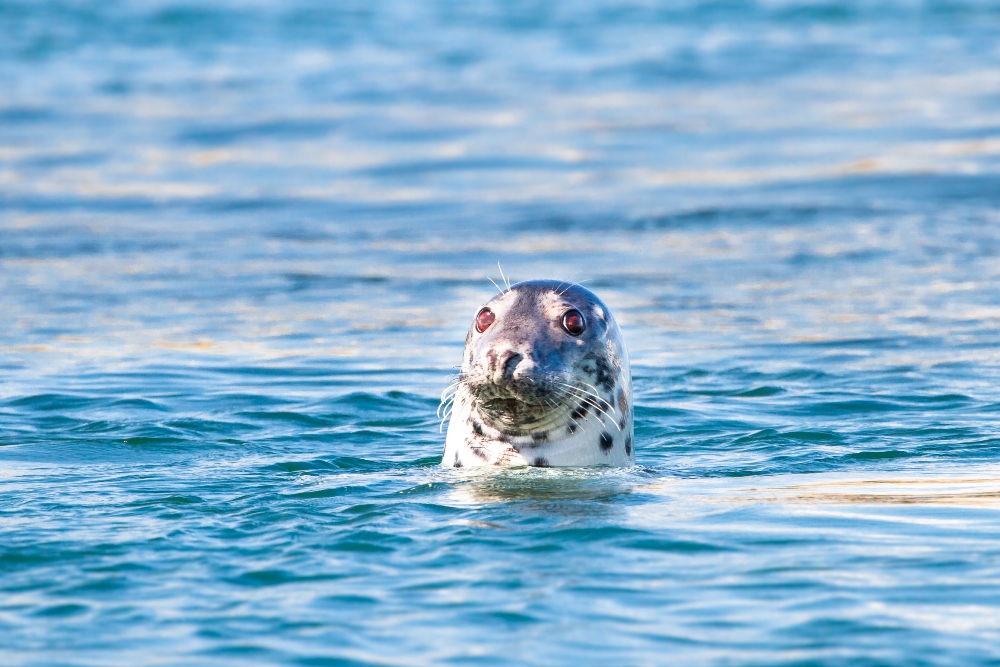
[488,349,525,384]
[501,352,523,379]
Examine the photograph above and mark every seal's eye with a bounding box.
[562,309,586,336]
[475,307,495,333]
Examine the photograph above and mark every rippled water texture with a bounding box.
[3,1,1000,664]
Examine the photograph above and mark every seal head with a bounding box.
[442,280,633,467]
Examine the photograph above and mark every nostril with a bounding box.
[501,352,523,378]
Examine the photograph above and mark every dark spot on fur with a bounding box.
[532,431,548,443]
[471,419,484,437]
[577,353,617,394]
[532,457,549,467]
[617,389,628,414]
[571,402,589,420]
[624,434,632,456]
[453,452,463,468]
[599,431,613,453]
[592,355,616,393]
[466,441,489,460]
[566,422,578,434]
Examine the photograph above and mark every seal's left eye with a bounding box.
[475,307,495,333]
[562,309,585,336]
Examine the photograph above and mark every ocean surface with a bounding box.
[3,1,1000,664]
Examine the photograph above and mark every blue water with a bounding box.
[4,1,1000,664]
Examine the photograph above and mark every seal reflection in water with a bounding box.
[441,280,633,467]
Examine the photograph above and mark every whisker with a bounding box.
[574,378,605,397]
[498,262,511,292]
[438,398,458,432]
[556,278,591,296]
[540,394,561,412]
[573,380,619,416]
[436,396,455,420]
[437,375,466,421]
[555,384,621,432]
[555,274,575,296]
[554,381,617,414]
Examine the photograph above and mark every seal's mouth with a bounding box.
[481,396,547,422]
[467,378,571,433]
[478,398,560,433]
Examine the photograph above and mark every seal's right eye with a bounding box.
[475,308,495,333]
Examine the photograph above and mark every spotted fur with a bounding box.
[441,280,633,467]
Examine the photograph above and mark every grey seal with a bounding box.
[441,280,633,467]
